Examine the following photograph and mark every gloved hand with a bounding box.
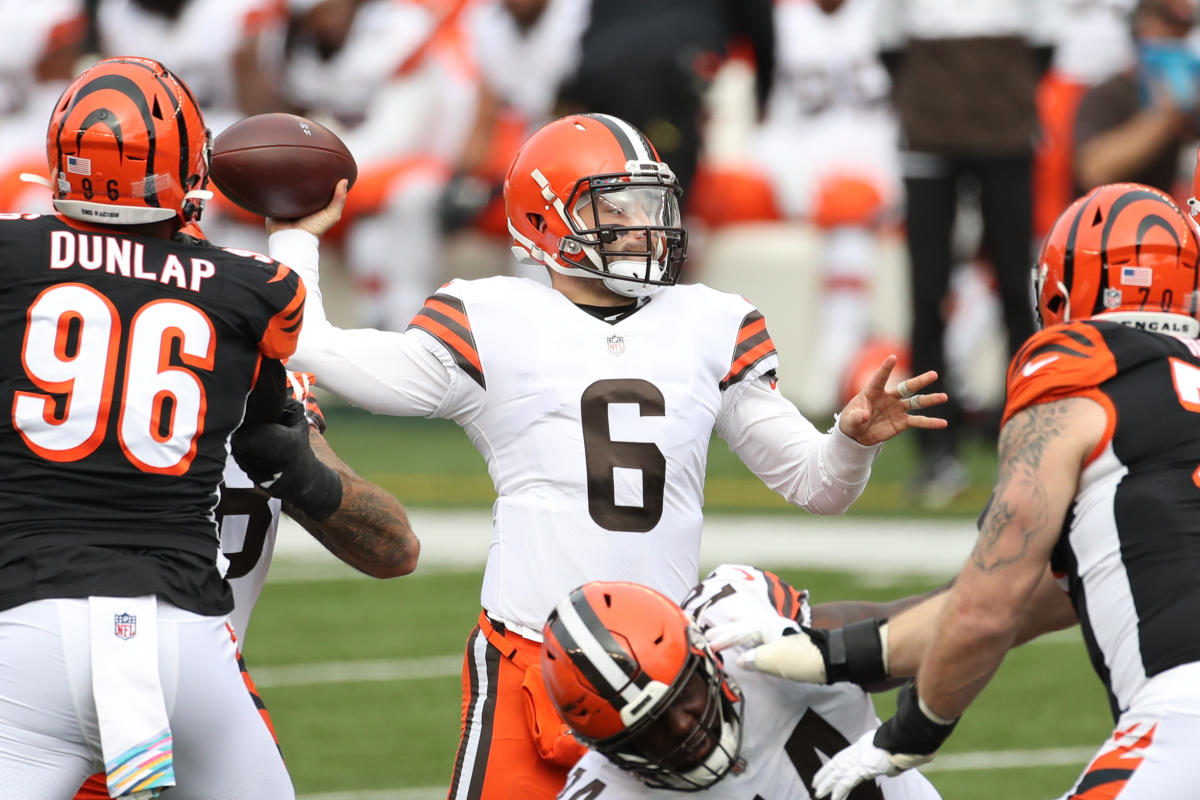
[285,370,326,433]
[231,398,342,520]
[813,682,956,800]
[704,615,790,652]
[737,619,889,685]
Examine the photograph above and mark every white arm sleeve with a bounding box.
[715,376,882,515]
[267,229,457,418]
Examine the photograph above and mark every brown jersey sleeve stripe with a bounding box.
[407,294,486,389]
[720,310,778,390]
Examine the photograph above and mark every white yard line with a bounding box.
[295,746,1097,799]
[272,510,981,581]
[252,656,462,688]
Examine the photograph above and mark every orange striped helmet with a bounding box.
[1035,183,1200,335]
[504,114,686,298]
[541,581,743,790]
[47,57,212,226]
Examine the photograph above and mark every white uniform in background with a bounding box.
[463,0,590,123]
[754,0,898,221]
[558,564,943,799]
[272,228,882,637]
[753,0,900,412]
[96,0,281,134]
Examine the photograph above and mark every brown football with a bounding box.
[210,113,357,219]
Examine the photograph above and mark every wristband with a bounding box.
[825,618,888,684]
[873,681,958,756]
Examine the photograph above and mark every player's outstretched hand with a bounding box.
[266,178,350,238]
[837,355,948,446]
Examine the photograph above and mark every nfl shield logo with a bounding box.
[1103,288,1123,310]
[607,334,625,356]
[114,613,136,640]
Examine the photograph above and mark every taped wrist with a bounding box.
[873,681,958,756]
[270,458,343,521]
[824,618,888,684]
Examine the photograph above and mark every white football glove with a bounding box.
[812,729,933,800]
[703,616,789,652]
[736,630,829,683]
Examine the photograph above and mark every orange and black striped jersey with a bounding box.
[0,214,304,613]
[1003,320,1200,718]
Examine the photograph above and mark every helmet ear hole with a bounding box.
[1047,295,1065,315]
[527,212,546,233]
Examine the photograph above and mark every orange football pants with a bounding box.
[446,611,586,800]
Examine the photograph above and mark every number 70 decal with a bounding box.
[13,282,215,474]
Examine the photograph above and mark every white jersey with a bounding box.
[215,458,282,644]
[754,0,899,218]
[557,564,942,799]
[96,0,279,134]
[272,229,882,639]
[463,0,589,121]
[279,0,435,129]
[0,0,83,115]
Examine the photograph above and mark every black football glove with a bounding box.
[231,398,342,520]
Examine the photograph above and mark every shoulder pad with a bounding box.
[1003,322,1115,426]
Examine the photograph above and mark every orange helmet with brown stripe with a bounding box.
[1035,182,1200,336]
[541,581,743,790]
[46,56,212,226]
[504,113,687,298]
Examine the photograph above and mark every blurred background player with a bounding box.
[73,372,419,799]
[0,56,305,798]
[0,0,86,214]
[540,569,943,798]
[558,0,774,211]
[272,0,476,329]
[437,0,589,279]
[266,112,949,800]
[874,0,1056,507]
[1033,0,1138,238]
[1074,0,1199,195]
[750,0,901,415]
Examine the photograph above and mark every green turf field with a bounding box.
[239,407,1113,798]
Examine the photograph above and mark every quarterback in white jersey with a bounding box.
[542,566,942,799]
[268,112,948,800]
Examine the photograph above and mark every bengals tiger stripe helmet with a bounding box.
[504,113,687,298]
[541,581,743,791]
[1035,182,1200,336]
[46,56,212,226]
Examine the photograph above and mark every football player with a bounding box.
[267,112,950,800]
[0,57,311,798]
[72,371,419,799]
[749,183,1200,800]
[540,567,945,799]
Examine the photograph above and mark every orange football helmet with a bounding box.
[46,56,212,226]
[504,113,686,298]
[541,581,743,790]
[1035,182,1200,335]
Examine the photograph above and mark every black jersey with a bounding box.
[1004,320,1200,717]
[0,214,304,611]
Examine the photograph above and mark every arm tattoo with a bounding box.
[971,402,1072,574]
[284,431,417,576]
